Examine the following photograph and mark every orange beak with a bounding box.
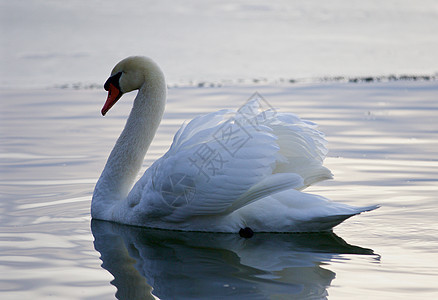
[101,83,123,116]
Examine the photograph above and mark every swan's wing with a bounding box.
[268,113,333,187]
[131,99,332,222]
[232,98,333,186]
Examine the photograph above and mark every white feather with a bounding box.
[92,56,379,233]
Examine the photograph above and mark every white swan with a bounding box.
[92,56,378,234]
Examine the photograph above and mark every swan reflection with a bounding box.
[91,220,376,299]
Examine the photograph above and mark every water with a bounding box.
[1,0,438,298]
[1,0,437,89]
[1,81,437,299]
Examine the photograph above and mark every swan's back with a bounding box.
[120,97,341,230]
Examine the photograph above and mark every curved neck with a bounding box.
[93,77,166,211]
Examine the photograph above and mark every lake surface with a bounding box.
[1,81,437,299]
[2,0,437,89]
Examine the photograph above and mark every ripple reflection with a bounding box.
[91,220,377,299]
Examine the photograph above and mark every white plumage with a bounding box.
[92,56,378,233]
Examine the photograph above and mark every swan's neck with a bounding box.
[92,78,166,216]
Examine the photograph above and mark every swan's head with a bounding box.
[101,56,164,116]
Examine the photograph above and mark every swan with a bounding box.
[91,56,378,234]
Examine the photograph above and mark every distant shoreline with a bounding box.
[50,73,438,90]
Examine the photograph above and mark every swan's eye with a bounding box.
[104,72,123,91]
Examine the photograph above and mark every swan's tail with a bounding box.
[356,204,381,213]
[299,205,380,232]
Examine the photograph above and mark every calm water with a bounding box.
[2,0,437,89]
[1,81,438,299]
